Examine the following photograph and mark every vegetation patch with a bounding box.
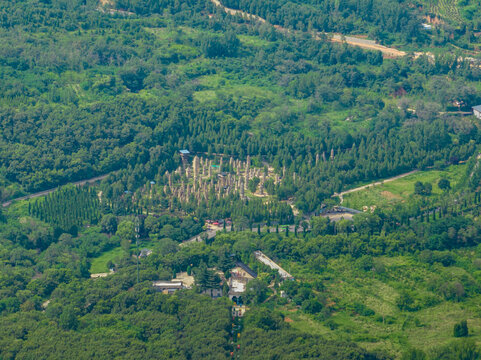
[90,246,124,273]
[343,164,467,210]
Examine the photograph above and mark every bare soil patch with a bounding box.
[381,191,402,200]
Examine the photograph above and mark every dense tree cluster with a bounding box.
[29,185,100,236]
[1,0,480,212]
[222,0,425,43]
[1,0,481,358]
[0,289,233,359]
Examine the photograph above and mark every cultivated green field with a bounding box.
[416,0,481,26]
[420,0,463,23]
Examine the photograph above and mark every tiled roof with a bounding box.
[235,261,257,278]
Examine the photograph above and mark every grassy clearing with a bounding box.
[282,309,332,336]
[237,35,271,47]
[408,299,481,349]
[283,253,481,357]
[194,74,279,104]
[145,26,203,41]
[343,164,466,209]
[196,73,225,87]
[194,90,217,102]
[144,26,177,40]
[90,246,124,273]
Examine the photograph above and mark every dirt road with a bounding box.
[210,0,266,23]
[333,169,419,204]
[209,0,406,58]
[328,34,406,57]
[2,174,109,207]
